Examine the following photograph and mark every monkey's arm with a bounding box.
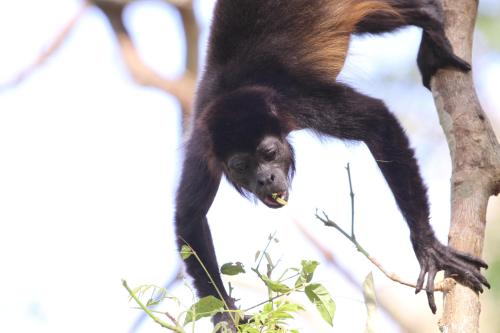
[175,136,233,308]
[284,82,489,312]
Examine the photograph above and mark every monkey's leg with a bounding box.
[355,0,470,89]
[288,82,489,313]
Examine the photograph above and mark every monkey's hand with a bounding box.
[411,236,489,313]
[212,312,238,333]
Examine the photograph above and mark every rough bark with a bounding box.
[430,1,500,332]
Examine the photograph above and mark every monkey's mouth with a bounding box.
[263,191,288,208]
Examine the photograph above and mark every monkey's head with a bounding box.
[203,86,295,208]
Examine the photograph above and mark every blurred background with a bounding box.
[0,0,499,332]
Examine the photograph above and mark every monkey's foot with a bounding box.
[417,31,471,90]
[416,0,471,89]
[412,238,489,313]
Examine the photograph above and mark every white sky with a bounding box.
[0,1,499,332]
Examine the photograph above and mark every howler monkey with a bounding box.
[175,0,489,330]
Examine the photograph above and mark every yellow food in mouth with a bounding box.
[271,192,288,206]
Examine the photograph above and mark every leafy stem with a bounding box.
[122,279,184,332]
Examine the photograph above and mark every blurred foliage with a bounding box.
[477,14,500,50]
[486,256,500,298]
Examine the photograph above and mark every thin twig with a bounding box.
[293,218,419,333]
[122,279,184,332]
[255,232,277,272]
[243,291,292,313]
[316,207,430,289]
[314,163,446,291]
[128,264,183,333]
[0,1,90,91]
[345,163,355,239]
[165,312,181,327]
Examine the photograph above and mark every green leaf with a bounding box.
[305,283,336,326]
[180,245,193,260]
[129,284,177,307]
[221,262,246,276]
[277,302,304,313]
[296,260,320,288]
[146,298,160,307]
[254,250,261,262]
[271,311,294,320]
[300,260,319,282]
[184,296,225,325]
[260,275,291,293]
[264,253,274,267]
[363,272,378,333]
[295,276,306,289]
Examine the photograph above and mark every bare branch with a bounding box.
[429,1,500,332]
[312,163,446,292]
[176,1,199,130]
[293,218,420,333]
[314,211,448,292]
[0,1,90,91]
[94,1,196,128]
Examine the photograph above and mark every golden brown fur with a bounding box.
[297,0,398,78]
[208,0,399,81]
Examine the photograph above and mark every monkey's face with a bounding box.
[225,136,293,208]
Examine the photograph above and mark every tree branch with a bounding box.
[314,211,449,292]
[175,1,199,130]
[94,0,196,131]
[430,1,500,332]
[293,218,420,333]
[0,1,90,91]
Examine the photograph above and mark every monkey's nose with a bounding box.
[257,173,275,186]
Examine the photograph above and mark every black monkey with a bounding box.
[175,0,489,330]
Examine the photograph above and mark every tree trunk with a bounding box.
[430,0,500,332]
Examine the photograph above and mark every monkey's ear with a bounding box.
[266,95,280,117]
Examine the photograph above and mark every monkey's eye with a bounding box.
[262,148,277,161]
[228,158,249,173]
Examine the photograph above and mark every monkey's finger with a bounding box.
[426,267,437,314]
[415,264,427,294]
[426,291,436,314]
[465,270,487,293]
[447,53,471,72]
[452,250,488,269]
[479,274,491,289]
[463,265,490,291]
[241,315,252,324]
[446,258,490,291]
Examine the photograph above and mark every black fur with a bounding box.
[175,0,487,330]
